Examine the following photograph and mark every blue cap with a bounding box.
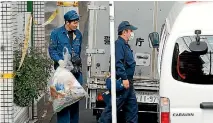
[118,21,138,33]
[64,10,79,21]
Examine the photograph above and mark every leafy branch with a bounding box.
[13,47,52,107]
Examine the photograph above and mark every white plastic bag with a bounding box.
[63,47,74,71]
[48,47,88,113]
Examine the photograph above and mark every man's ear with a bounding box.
[65,21,70,25]
[122,30,127,35]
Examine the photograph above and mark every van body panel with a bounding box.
[159,2,213,123]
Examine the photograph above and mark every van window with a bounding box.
[171,35,213,84]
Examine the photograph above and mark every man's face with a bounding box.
[123,29,133,41]
[67,20,79,30]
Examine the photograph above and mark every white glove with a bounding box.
[58,60,65,68]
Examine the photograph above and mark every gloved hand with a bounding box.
[58,60,65,68]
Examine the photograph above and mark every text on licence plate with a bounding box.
[135,91,159,103]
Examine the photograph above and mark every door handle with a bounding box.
[200,102,213,109]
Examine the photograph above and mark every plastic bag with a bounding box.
[63,47,74,71]
[48,47,88,113]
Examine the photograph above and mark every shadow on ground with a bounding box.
[35,98,96,123]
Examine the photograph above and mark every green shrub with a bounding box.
[13,48,52,107]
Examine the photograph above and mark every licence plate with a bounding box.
[135,91,159,103]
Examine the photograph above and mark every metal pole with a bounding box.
[87,1,95,109]
[27,1,33,47]
[109,1,117,123]
[27,1,34,120]
[153,2,160,122]
[151,1,158,79]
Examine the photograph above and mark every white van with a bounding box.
[149,1,213,123]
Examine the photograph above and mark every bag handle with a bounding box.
[63,47,71,65]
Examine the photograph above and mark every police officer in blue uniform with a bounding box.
[98,21,138,123]
[48,10,83,123]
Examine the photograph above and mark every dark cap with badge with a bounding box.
[118,21,138,34]
[64,10,79,21]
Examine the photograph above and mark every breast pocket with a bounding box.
[73,43,80,55]
[71,37,81,55]
[125,49,135,66]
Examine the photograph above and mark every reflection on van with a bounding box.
[172,36,213,84]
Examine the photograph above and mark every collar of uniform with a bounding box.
[118,36,128,44]
[61,25,76,34]
[60,25,68,34]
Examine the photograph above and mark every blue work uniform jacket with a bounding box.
[48,25,82,63]
[115,36,136,81]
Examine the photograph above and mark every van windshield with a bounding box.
[172,35,213,84]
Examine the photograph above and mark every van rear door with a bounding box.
[168,35,213,123]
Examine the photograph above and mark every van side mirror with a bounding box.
[189,30,208,55]
[148,32,159,48]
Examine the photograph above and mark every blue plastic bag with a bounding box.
[102,91,110,105]
[105,77,124,91]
